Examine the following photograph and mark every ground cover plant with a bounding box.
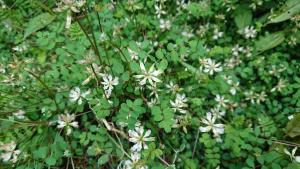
[0,0,300,168]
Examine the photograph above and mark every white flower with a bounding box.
[215,94,229,108]
[230,82,240,95]
[243,26,257,39]
[57,113,79,135]
[203,58,223,75]
[232,44,244,56]
[284,147,300,163]
[13,110,25,119]
[128,48,139,60]
[69,87,90,105]
[244,90,256,104]
[101,74,119,97]
[271,79,286,92]
[160,19,171,30]
[170,94,188,114]
[128,125,155,152]
[0,142,21,163]
[199,112,225,136]
[147,83,160,99]
[166,81,182,94]
[182,31,194,38]
[213,28,223,40]
[147,98,158,107]
[134,62,162,86]
[256,91,266,104]
[122,152,148,169]
[53,0,86,29]
[210,107,225,118]
[288,115,294,120]
[154,4,166,18]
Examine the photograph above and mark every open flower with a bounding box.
[101,74,119,97]
[128,48,138,60]
[243,26,257,39]
[215,94,229,108]
[0,141,21,163]
[57,113,79,135]
[69,87,90,105]
[128,124,155,152]
[199,112,225,136]
[134,62,162,86]
[203,58,222,75]
[53,0,86,29]
[170,93,188,114]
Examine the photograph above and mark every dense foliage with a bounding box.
[0,0,300,168]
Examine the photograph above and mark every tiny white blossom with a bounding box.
[128,125,155,152]
[170,93,188,114]
[0,142,21,163]
[101,74,119,97]
[232,44,244,56]
[69,87,90,105]
[57,113,79,135]
[134,62,162,86]
[199,112,225,136]
[203,58,223,75]
[215,94,229,108]
[154,4,166,18]
[288,115,294,120]
[243,26,257,39]
[13,110,25,119]
[166,81,182,94]
[271,79,286,92]
[128,48,139,60]
[213,28,223,40]
[210,107,225,118]
[160,19,171,30]
[284,147,300,163]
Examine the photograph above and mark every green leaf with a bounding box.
[234,5,252,30]
[255,32,285,53]
[268,0,300,24]
[286,114,300,137]
[112,58,124,74]
[24,13,55,39]
[45,157,57,166]
[33,146,49,159]
[97,154,110,165]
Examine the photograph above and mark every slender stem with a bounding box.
[192,128,200,158]
[25,70,59,111]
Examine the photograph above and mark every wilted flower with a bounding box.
[166,81,182,94]
[271,79,286,92]
[0,142,21,163]
[57,113,79,135]
[128,124,155,152]
[69,87,90,105]
[199,112,225,136]
[210,107,225,119]
[53,0,86,29]
[13,110,25,119]
[122,152,148,169]
[134,62,162,86]
[284,147,300,163]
